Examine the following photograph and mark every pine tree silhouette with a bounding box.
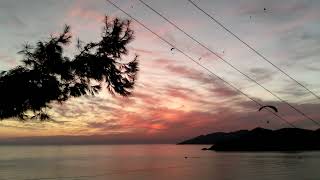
[0,16,139,121]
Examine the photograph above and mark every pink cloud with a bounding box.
[163,85,202,103]
[165,64,213,84]
[128,47,166,58]
[68,7,105,22]
[132,91,162,106]
[206,85,239,97]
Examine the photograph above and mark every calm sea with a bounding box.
[0,145,319,180]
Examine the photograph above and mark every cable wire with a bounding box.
[136,0,319,126]
[187,0,320,101]
[106,0,296,128]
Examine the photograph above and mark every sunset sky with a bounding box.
[0,0,319,143]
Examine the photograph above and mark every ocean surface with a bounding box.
[0,145,319,180]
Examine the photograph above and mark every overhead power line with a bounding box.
[136,0,320,127]
[106,0,296,128]
[187,0,320,101]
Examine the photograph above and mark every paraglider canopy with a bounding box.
[258,105,278,113]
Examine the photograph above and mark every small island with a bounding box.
[178,127,320,151]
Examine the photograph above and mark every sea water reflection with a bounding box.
[0,145,319,180]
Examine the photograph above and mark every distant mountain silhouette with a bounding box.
[178,130,249,145]
[178,127,320,151]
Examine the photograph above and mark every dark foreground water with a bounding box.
[0,145,319,180]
